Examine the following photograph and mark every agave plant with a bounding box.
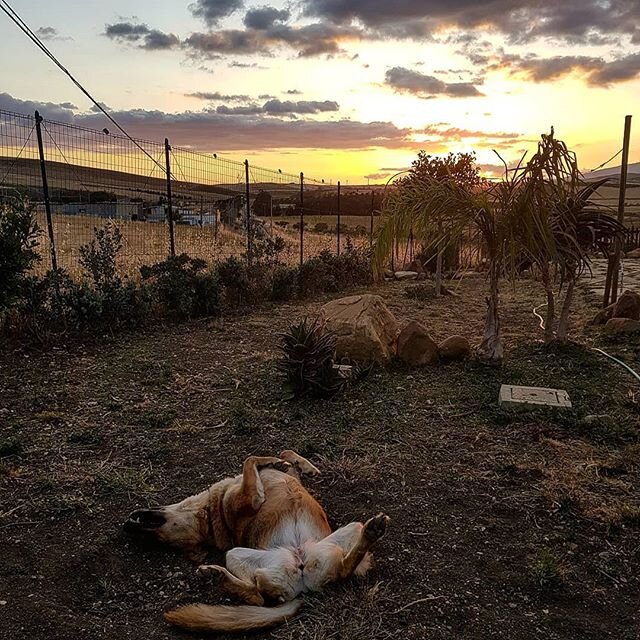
[277,318,346,399]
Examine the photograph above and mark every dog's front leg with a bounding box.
[236,456,289,512]
[197,564,265,605]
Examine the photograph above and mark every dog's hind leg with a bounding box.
[197,565,265,605]
[338,513,389,579]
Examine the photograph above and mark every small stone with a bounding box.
[612,290,640,320]
[603,317,640,334]
[394,271,419,281]
[397,321,439,366]
[438,336,471,361]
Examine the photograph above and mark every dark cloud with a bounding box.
[2,91,526,155]
[104,22,179,50]
[243,6,290,30]
[262,99,339,114]
[0,92,76,122]
[184,22,363,58]
[35,26,69,41]
[490,51,640,85]
[364,172,391,180]
[301,0,640,44]
[385,67,483,98]
[588,52,640,85]
[190,0,244,26]
[185,91,251,101]
[420,125,520,140]
[216,104,263,115]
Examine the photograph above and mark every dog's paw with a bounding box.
[270,459,293,473]
[197,564,226,582]
[363,513,390,543]
[279,450,321,476]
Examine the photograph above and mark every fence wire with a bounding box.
[0,108,382,278]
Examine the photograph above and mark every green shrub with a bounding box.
[299,242,372,298]
[0,198,41,310]
[217,255,252,307]
[79,222,122,291]
[314,222,329,233]
[271,265,298,301]
[141,254,222,319]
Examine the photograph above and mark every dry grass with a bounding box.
[1,276,639,639]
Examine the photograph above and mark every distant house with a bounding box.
[215,194,248,228]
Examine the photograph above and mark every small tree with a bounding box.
[0,198,41,310]
[395,152,483,294]
[506,131,623,343]
[79,222,123,291]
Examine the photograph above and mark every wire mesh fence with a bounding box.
[0,108,383,278]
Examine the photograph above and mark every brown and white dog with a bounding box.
[124,450,389,633]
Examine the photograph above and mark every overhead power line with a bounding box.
[0,0,165,173]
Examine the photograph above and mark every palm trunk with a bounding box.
[541,267,555,344]
[477,263,503,365]
[556,278,575,343]
[435,249,443,295]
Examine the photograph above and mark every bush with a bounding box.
[79,222,122,291]
[141,254,221,319]
[314,222,329,233]
[271,265,298,301]
[18,268,150,339]
[216,255,252,308]
[299,242,372,297]
[0,198,41,310]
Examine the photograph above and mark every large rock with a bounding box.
[320,294,398,363]
[603,317,640,335]
[397,321,439,366]
[438,335,471,361]
[612,290,640,320]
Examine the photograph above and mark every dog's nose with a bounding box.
[124,509,166,533]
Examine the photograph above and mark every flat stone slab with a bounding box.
[499,384,572,409]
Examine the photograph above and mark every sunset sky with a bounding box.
[1,0,639,183]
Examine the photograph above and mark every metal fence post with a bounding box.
[336,180,341,256]
[34,110,58,271]
[245,159,251,265]
[369,189,375,248]
[299,172,304,268]
[164,138,176,257]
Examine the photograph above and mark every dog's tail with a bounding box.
[164,599,302,633]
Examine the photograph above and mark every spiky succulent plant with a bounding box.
[278,318,346,399]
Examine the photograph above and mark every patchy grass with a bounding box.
[0,275,639,639]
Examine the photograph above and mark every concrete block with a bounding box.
[499,384,572,410]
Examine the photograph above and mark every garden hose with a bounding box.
[531,303,640,382]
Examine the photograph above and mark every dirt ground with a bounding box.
[1,275,639,640]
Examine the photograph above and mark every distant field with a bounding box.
[33,213,247,277]
[593,183,640,223]
[32,213,358,277]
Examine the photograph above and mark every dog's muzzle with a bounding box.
[124,508,167,535]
